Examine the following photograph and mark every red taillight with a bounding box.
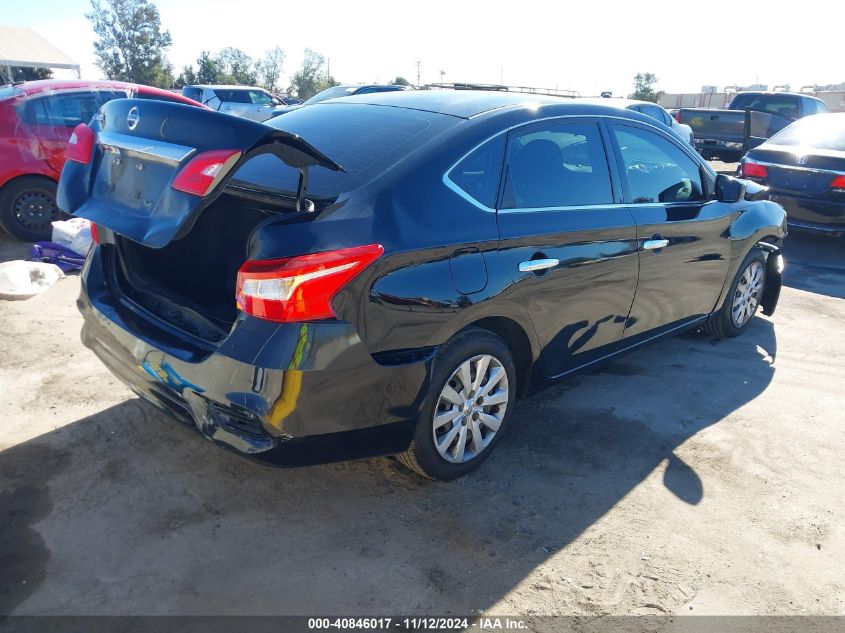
[171,149,242,197]
[830,175,845,189]
[90,223,100,245]
[66,123,95,164]
[741,160,768,179]
[236,244,385,322]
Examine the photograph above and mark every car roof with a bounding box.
[316,90,677,121]
[188,84,264,91]
[1,79,201,106]
[577,97,663,109]
[323,90,586,118]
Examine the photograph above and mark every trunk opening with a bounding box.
[113,190,290,340]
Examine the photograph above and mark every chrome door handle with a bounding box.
[519,258,559,272]
[643,239,669,250]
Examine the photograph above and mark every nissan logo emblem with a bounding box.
[126,106,140,131]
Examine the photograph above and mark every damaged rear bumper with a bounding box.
[77,250,432,461]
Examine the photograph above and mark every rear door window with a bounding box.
[249,90,273,105]
[447,135,505,208]
[611,125,704,203]
[24,91,102,127]
[640,104,670,126]
[501,122,614,208]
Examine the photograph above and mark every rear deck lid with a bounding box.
[57,98,342,248]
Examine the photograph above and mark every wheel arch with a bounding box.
[460,316,536,398]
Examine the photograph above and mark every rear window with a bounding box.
[182,87,204,103]
[730,94,800,119]
[767,114,845,152]
[229,104,455,199]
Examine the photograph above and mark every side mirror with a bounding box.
[714,173,746,203]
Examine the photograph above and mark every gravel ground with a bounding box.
[1,203,843,622]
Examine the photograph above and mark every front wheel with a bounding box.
[703,248,767,339]
[397,328,517,480]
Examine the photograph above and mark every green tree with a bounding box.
[390,76,411,86]
[174,64,197,89]
[87,0,173,87]
[288,49,337,100]
[217,47,256,85]
[195,51,226,85]
[11,67,54,82]
[255,46,286,93]
[629,72,659,102]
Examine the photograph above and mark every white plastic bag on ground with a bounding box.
[0,260,65,300]
[51,217,93,256]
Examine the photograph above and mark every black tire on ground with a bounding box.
[0,177,60,242]
[397,327,517,481]
[703,247,767,339]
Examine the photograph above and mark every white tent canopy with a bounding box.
[0,25,81,80]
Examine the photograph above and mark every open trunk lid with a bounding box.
[57,98,342,248]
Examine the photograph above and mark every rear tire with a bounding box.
[703,248,767,339]
[0,177,60,242]
[397,328,517,481]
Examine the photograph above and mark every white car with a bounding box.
[581,98,694,145]
[181,85,292,122]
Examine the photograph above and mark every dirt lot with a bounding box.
[1,209,844,620]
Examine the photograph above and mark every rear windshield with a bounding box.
[767,114,845,152]
[730,94,800,119]
[229,103,455,199]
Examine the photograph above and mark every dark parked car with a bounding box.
[266,83,412,118]
[58,92,786,480]
[678,91,828,162]
[741,113,845,235]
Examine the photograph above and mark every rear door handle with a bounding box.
[519,258,559,272]
[643,239,669,250]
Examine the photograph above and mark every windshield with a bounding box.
[767,114,845,152]
[304,86,357,105]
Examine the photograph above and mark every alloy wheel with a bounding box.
[731,260,764,328]
[432,354,509,463]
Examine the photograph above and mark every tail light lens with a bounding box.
[830,175,845,190]
[66,123,95,164]
[236,244,385,322]
[171,149,242,197]
[90,223,100,245]
[741,159,768,179]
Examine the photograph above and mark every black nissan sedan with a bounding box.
[58,91,786,480]
[741,113,845,235]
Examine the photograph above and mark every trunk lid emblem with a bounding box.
[127,107,140,131]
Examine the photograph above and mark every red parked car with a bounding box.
[0,79,203,241]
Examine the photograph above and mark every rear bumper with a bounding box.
[78,249,431,461]
[770,193,845,234]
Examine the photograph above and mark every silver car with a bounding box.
[181,85,291,122]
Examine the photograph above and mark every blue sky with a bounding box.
[3,0,841,96]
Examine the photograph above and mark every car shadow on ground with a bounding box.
[0,232,33,263]
[781,231,845,300]
[1,318,778,616]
